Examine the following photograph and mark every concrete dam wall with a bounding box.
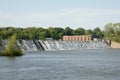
[0,40,110,51]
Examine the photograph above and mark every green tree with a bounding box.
[85,29,93,35]
[104,23,114,38]
[63,27,73,35]
[93,27,104,38]
[104,23,120,42]
[114,23,120,35]
[39,31,49,40]
[74,27,85,35]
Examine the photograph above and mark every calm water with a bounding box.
[0,49,120,80]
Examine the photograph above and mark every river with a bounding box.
[0,49,120,80]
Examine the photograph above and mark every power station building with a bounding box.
[63,35,92,41]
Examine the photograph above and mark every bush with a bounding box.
[0,34,23,56]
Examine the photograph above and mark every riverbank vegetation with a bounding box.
[0,34,23,56]
[104,23,120,43]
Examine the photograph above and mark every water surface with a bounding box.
[0,49,120,80]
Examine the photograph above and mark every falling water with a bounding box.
[0,39,110,52]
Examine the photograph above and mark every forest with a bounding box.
[0,22,120,42]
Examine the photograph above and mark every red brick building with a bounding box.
[63,35,92,41]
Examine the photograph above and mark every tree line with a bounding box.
[0,22,119,42]
[0,26,104,40]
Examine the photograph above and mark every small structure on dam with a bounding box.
[63,35,92,41]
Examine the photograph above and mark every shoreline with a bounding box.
[110,41,120,48]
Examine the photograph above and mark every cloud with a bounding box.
[0,8,120,29]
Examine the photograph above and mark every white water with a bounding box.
[0,40,109,51]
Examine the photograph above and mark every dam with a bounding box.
[0,39,110,52]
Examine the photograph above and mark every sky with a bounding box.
[0,0,120,29]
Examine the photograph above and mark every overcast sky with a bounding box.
[0,0,120,29]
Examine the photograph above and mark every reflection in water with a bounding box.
[6,56,16,60]
[0,49,120,80]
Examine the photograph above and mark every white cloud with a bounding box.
[0,8,120,29]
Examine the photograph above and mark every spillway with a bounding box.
[0,39,110,52]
